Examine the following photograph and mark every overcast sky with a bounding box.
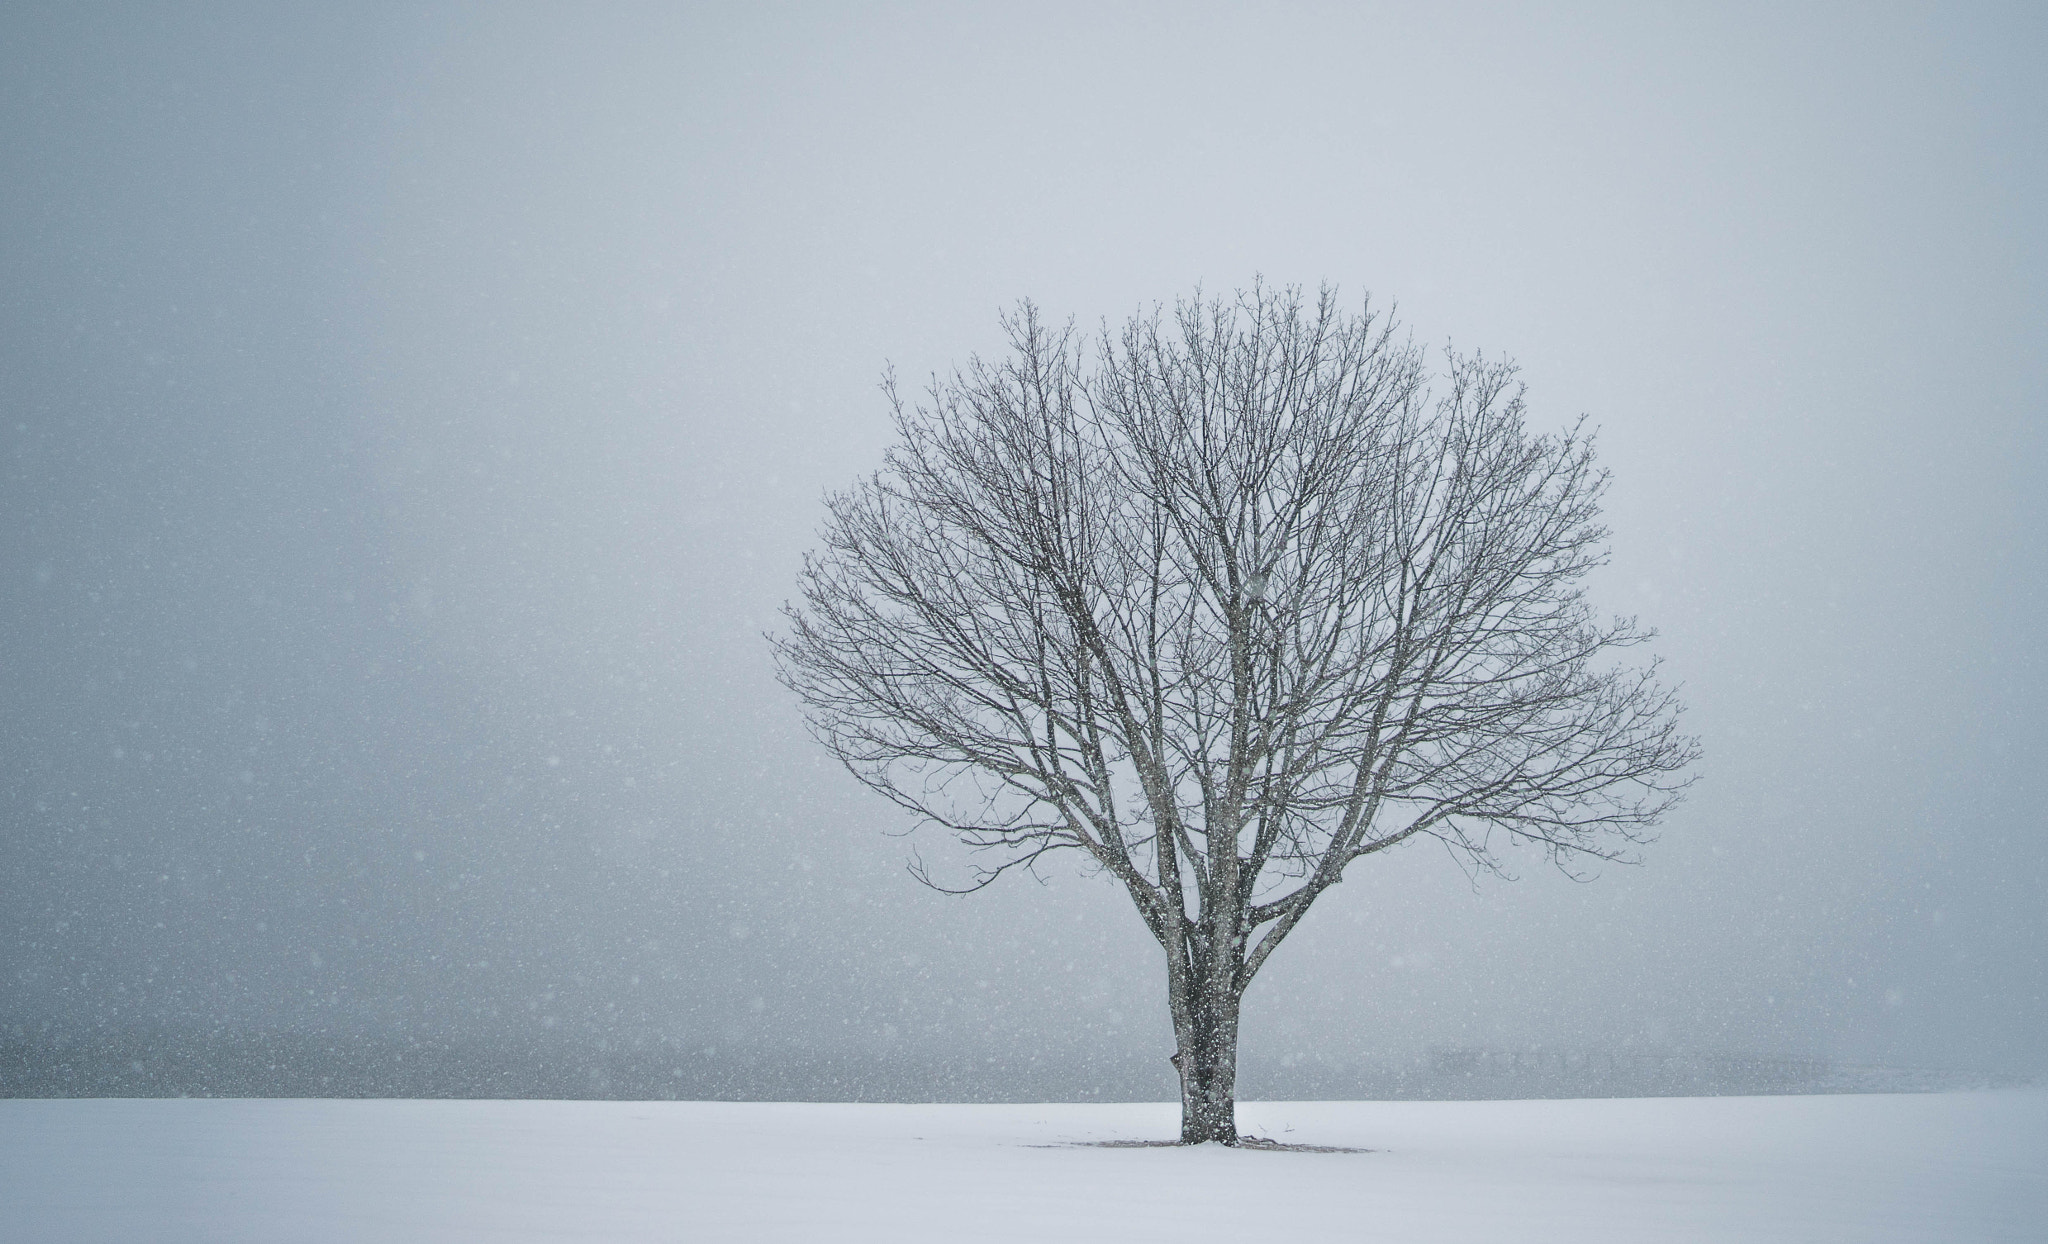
[4,2,2044,1090]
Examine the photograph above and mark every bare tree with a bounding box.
[774,284,1697,1143]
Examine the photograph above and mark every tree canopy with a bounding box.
[776,284,1697,1141]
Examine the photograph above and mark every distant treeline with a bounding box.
[0,1025,2016,1101]
[0,1025,1175,1102]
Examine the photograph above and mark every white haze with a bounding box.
[2,3,2043,1095]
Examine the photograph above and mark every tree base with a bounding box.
[1064,1136,1370,1153]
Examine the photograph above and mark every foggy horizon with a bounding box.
[4,3,2045,1100]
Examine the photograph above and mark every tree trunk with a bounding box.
[1174,981,1242,1144]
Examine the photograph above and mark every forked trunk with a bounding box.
[1174,985,1242,1144]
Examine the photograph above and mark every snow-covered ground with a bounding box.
[4,1093,2042,1242]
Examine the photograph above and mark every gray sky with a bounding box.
[4,2,2044,1089]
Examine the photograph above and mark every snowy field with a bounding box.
[3,1093,2043,1242]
